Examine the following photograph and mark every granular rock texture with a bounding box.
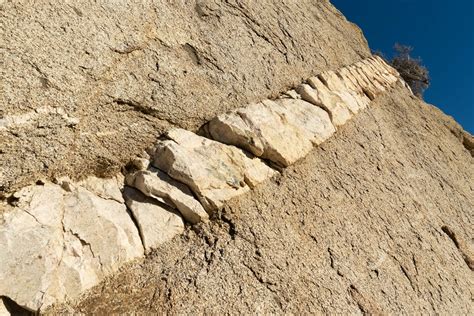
[0,0,370,195]
[1,56,398,312]
[48,86,473,314]
[1,0,473,314]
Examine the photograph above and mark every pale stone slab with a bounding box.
[272,99,336,145]
[318,70,367,113]
[281,89,301,99]
[126,169,209,224]
[297,78,352,126]
[77,175,124,203]
[369,57,400,84]
[123,187,184,252]
[152,128,277,212]
[360,59,393,87]
[373,55,400,77]
[0,181,144,312]
[0,184,66,311]
[353,62,387,92]
[63,186,144,274]
[209,99,334,167]
[344,66,378,100]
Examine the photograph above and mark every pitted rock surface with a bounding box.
[0,0,371,196]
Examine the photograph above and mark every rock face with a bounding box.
[123,187,184,252]
[0,0,370,196]
[1,1,471,312]
[49,85,474,315]
[0,180,143,311]
[0,55,404,312]
[153,129,277,212]
[208,99,335,167]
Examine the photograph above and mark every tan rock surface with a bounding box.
[0,0,370,195]
[49,85,474,315]
[153,129,277,212]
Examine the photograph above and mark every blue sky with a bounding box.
[331,0,474,134]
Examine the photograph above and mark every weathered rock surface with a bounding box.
[153,128,277,212]
[0,181,143,311]
[49,85,474,315]
[0,0,371,196]
[0,55,402,312]
[123,187,184,252]
[208,99,335,167]
[126,169,209,224]
[297,79,352,126]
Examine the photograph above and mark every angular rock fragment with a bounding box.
[126,168,209,224]
[130,157,151,171]
[77,175,124,203]
[373,55,400,77]
[360,59,393,87]
[370,57,400,84]
[273,99,336,145]
[123,187,184,252]
[0,184,67,311]
[281,89,301,99]
[318,70,368,113]
[152,128,277,212]
[208,99,334,168]
[353,62,387,92]
[63,186,144,274]
[0,181,144,311]
[344,66,378,100]
[297,78,352,126]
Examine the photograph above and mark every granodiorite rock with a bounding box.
[123,187,184,252]
[208,99,335,167]
[0,181,143,311]
[126,169,209,224]
[297,79,352,127]
[0,56,406,312]
[152,128,277,212]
